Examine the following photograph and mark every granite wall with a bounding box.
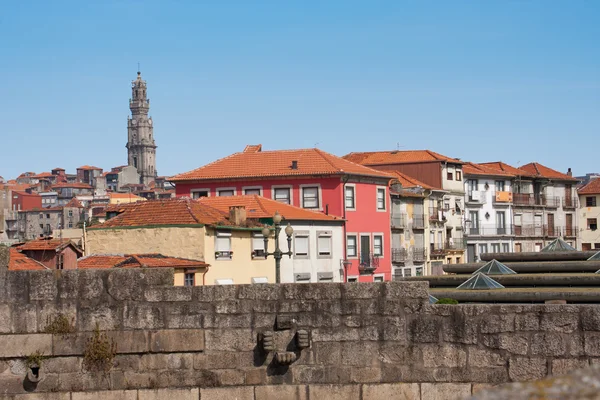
[0,268,599,399]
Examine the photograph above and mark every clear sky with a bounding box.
[1,1,598,180]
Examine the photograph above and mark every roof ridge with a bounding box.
[253,195,272,216]
[313,148,341,172]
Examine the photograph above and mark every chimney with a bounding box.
[291,160,298,170]
[229,206,247,226]
[567,168,572,177]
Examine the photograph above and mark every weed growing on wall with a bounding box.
[44,314,76,336]
[436,298,459,305]
[82,324,117,373]
[25,350,46,368]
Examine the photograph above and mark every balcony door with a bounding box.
[547,214,555,236]
[467,180,478,200]
[360,235,371,265]
[469,211,479,235]
[534,215,543,236]
[566,214,573,236]
[496,212,506,234]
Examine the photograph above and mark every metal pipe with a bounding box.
[443,260,600,274]
[480,251,597,262]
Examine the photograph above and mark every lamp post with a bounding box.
[262,211,294,283]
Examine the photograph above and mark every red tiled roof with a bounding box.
[52,182,93,189]
[64,198,84,208]
[463,162,514,178]
[8,248,49,271]
[199,195,343,221]
[77,165,102,170]
[519,163,578,181]
[478,162,535,178]
[12,190,40,197]
[98,198,233,228]
[388,171,435,190]
[32,172,54,179]
[109,192,146,201]
[170,146,393,182]
[343,150,462,166]
[78,253,209,269]
[578,178,600,195]
[243,144,262,153]
[19,238,78,252]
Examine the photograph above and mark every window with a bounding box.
[294,232,309,257]
[347,276,358,283]
[491,243,500,253]
[274,188,291,204]
[68,222,73,229]
[515,243,522,252]
[345,186,355,209]
[416,267,423,276]
[184,273,195,287]
[403,268,412,277]
[595,243,600,250]
[57,254,64,270]
[588,218,598,231]
[587,197,597,207]
[217,189,235,197]
[46,214,50,219]
[502,243,510,253]
[191,190,209,199]
[478,244,488,256]
[447,171,453,180]
[373,235,383,256]
[455,199,462,213]
[215,231,232,259]
[377,188,386,211]
[252,233,265,258]
[346,235,357,257]
[302,186,319,209]
[244,188,261,196]
[495,180,505,192]
[133,157,138,168]
[68,210,73,217]
[373,275,384,282]
[39,213,43,219]
[455,170,462,181]
[317,232,332,257]
[39,224,44,229]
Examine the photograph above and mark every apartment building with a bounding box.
[578,178,600,251]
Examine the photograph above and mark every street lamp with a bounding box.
[262,211,294,283]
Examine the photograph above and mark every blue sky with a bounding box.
[1,1,598,180]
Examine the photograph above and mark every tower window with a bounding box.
[133,157,138,168]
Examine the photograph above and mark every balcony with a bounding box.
[413,247,426,262]
[513,193,560,208]
[512,225,576,238]
[465,191,486,205]
[359,253,380,274]
[391,213,407,229]
[413,214,425,229]
[563,197,578,209]
[465,226,514,236]
[430,243,445,256]
[429,207,446,222]
[493,191,513,205]
[392,248,408,263]
[445,239,465,250]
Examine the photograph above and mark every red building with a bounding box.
[11,191,42,211]
[18,238,83,270]
[170,144,394,282]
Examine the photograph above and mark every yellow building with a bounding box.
[108,192,147,205]
[85,198,274,285]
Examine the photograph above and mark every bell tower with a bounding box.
[126,71,157,185]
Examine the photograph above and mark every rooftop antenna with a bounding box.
[137,62,140,73]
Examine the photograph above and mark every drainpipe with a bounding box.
[341,175,350,282]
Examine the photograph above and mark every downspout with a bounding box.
[342,175,350,282]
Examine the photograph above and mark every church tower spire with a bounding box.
[126,71,157,186]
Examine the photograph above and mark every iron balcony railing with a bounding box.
[429,207,446,222]
[413,214,425,229]
[512,225,577,237]
[392,248,408,263]
[445,240,465,250]
[513,193,560,208]
[465,226,514,236]
[391,213,407,229]
[466,191,487,205]
[359,252,380,273]
[563,197,578,209]
[413,247,426,261]
[430,243,445,256]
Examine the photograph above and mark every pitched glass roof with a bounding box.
[473,259,517,275]
[541,238,576,252]
[589,251,600,261]
[457,272,505,290]
[429,294,439,304]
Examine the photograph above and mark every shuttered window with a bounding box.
[317,232,332,257]
[294,233,309,257]
[302,187,319,209]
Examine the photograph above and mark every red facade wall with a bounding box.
[373,163,443,189]
[12,192,42,211]
[176,176,392,282]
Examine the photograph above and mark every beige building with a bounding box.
[85,198,275,285]
[578,178,600,251]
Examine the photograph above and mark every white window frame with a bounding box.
[376,186,387,212]
[191,188,211,199]
[373,233,384,257]
[242,186,263,196]
[271,185,293,205]
[216,187,236,197]
[252,232,265,259]
[346,233,358,259]
[317,230,333,259]
[502,243,510,253]
[300,184,321,210]
[293,231,309,259]
[345,184,356,211]
[373,274,385,282]
[215,231,232,260]
[346,275,359,283]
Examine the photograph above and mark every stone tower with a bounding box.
[126,71,157,186]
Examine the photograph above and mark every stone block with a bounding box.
[11,303,38,333]
[313,342,342,365]
[350,367,381,383]
[53,332,87,356]
[214,300,252,314]
[194,351,241,370]
[292,365,351,384]
[0,304,11,334]
[43,356,82,373]
[215,368,245,385]
[423,344,467,368]
[144,287,192,302]
[278,301,315,313]
[13,394,71,400]
[150,329,204,353]
[107,270,146,301]
[340,342,381,367]
[0,334,52,358]
[311,327,360,342]
[0,374,26,395]
[468,347,507,368]
[472,383,496,395]
[384,281,429,299]
[200,387,254,400]
[57,270,80,300]
[441,310,477,345]
[515,313,540,331]
[530,332,566,356]
[194,285,237,302]
[79,305,123,331]
[138,389,199,400]
[76,270,105,300]
[480,313,515,333]
[113,355,141,371]
[204,329,255,351]
[123,304,164,330]
[409,317,441,343]
[581,307,600,331]
[308,384,361,400]
[508,357,547,381]
[343,283,383,299]
[5,271,29,303]
[140,353,193,370]
[585,332,600,356]
[72,391,137,400]
[421,383,472,400]
[110,330,150,354]
[237,284,281,300]
[540,312,579,333]
[481,333,528,355]
[551,358,589,376]
[29,271,57,301]
[362,383,420,400]
[203,314,252,329]
[166,313,203,329]
[281,284,342,300]
[255,385,308,400]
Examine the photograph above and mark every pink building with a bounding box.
[170,145,393,282]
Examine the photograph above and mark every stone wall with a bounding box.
[0,269,599,399]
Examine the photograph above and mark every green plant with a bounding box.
[25,350,46,368]
[44,314,76,336]
[82,324,117,373]
[436,298,459,305]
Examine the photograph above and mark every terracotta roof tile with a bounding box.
[199,195,343,221]
[170,147,393,182]
[98,198,233,228]
[478,162,535,178]
[52,182,93,189]
[77,165,103,170]
[32,172,54,179]
[388,171,435,190]
[109,192,146,201]
[78,255,127,269]
[19,238,75,252]
[8,248,49,271]
[64,198,84,208]
[78,253,208,269]
[578,178,600,195]
[343,150,462,166]
[519,162,578,181]
[463,162,515,178]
